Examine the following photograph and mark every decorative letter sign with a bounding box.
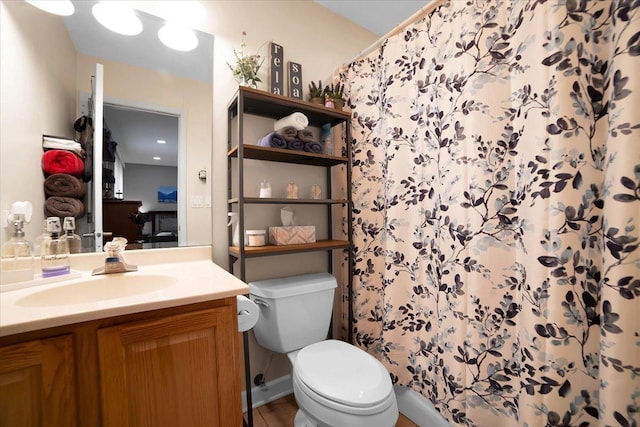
[288,62,303,100]
[270,43,284,95]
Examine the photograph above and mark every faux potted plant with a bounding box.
[324,82,345,110]
[308,80,324,104]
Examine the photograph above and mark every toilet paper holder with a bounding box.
[236,295,260,332]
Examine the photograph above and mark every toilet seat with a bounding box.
[293,368,396,416]
[294,340,394,408]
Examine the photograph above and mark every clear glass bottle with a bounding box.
[33,220,50,257]
[62,217,82,254]
[1,217,34,284]
[41,217,70,278]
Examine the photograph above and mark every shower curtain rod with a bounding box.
[344,0,446,66]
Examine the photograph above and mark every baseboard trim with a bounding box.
[393,385,451,426]
[241,374,294,412]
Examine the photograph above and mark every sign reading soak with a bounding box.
[270,42,284,95]
[288,62,303,100]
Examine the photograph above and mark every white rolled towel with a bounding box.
[274,112,309,131]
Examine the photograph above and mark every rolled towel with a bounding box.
[303,141,323,153]
[274,112,308,132]
[44,174,86,198]
[42,150,84,177]
[296,129,322,153]
[287,139,304,151]
[277,126,298,142]
[297,129,316,143]
[44,196,85,218]
[257,132,287,149]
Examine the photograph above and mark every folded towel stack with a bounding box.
[256,124,324,154]
[41,132,88,220]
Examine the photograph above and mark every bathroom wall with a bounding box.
[0,0,77,241]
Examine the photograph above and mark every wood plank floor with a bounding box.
[247,394,419,427]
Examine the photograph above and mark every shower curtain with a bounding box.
[340,0,639,425]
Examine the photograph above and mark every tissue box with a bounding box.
[269,226,316,245]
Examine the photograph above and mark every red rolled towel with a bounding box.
[44,174,86,198]
[42,150,84,178]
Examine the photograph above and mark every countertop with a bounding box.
[0,246,249,337]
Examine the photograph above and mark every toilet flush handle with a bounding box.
[253,298,269,308]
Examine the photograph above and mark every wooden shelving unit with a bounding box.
[227,87,353,427]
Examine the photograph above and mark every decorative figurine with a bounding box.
[286,181,299,199]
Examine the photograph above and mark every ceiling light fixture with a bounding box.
[153,156,161,160]
[158,23,199,52]
[157,139,167,144]
[25,0,75,16]
[92,2,143,36]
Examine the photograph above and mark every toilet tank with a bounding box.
[249,273,337,354]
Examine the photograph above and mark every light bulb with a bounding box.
[92,2,142,36]
[158,23,199,52]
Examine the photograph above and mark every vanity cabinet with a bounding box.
[98,307,240,426]
[0,335,76,426]
[0,298,242,427]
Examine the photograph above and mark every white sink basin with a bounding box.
[17,274,177,307]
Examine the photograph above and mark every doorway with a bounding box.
[102,100,185,249]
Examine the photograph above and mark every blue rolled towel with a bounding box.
[287,138,304,151]
[257,132,287,149]
[303,141,323,153]
[277,126,298,142]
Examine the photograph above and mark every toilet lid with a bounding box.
[295,340,392,407]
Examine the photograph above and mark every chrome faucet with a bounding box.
[92,237,138,275]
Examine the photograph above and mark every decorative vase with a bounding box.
[310,97,324,105]
[333,99,344,110]
[236,76,257,89]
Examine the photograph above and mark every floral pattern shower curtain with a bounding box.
[341,0,639,425]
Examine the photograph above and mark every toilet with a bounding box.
[249,273,398,427]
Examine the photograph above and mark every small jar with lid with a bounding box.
[246,230,267,247]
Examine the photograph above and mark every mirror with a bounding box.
[0,0,213,252]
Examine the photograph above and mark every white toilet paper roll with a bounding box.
[237,295,259,332]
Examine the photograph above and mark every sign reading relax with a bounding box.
[269,42,303,100]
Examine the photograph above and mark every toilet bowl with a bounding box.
[289,340,398,427]
[249,273,399,427]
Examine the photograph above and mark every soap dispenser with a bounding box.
[1,202,34,285]
[33,220,50,257]
[41,217,70,278]
[63,217,82,254]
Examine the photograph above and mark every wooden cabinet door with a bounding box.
[98,304,242,427]
[0,335,76,426]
